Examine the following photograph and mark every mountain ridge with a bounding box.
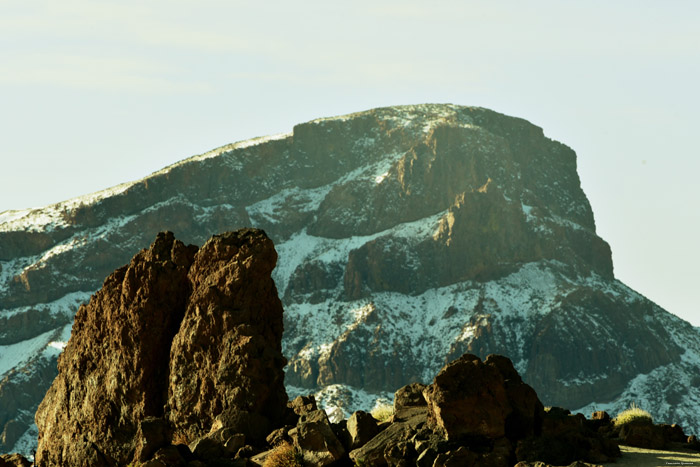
[1,104,699,457]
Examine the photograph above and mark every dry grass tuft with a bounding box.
[370,402,394,423]
[262,442,304,467]
[615,402,653,427]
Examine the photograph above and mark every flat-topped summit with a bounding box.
[1,104,699,457]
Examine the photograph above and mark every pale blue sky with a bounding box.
[1,1,698,325]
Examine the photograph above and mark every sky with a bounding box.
[1,1,698,325]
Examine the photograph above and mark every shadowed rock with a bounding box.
[34,229,287,466]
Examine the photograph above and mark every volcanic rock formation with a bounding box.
[33,229,288,466]
[2,104,700,455]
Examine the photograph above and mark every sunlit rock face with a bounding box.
[2,104,700,455]
[34,229,288,466]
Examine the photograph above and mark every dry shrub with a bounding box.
[370,402,394,423]
[262,442,304,467]
[614,402,653,427]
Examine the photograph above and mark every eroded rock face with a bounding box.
[167,230,288,444]
[34,229,287,466]
[35,232,195,466]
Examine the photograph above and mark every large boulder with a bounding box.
[167,230,288,444]
[35,232,196,466]
[423,353,514,440]
[34,229,288,466]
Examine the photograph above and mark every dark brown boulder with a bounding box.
[423,353,512,439]
[618,422,665,449]
[35,232,196,466]
[661,423,687,444]
[167,229,288,445]
[349,406,428,466]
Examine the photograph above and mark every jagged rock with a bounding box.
[346,411,380,450]
[141,460,166,467]
[35,232,196,466]
[586,411,612,433]
[485,354,543,441]
[167,230,288,444]
[383,440,417,466]
[266,426,293,447]
[135,417,170,462]
[34,229,287,466]
[290,409,345,466]
[432,447,478,467]
[288,395,318,416]
[0,454,31,467]
[349,406,427,466]
[152,445,187,467]
[515,462,603,467]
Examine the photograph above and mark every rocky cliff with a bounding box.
[1,104,700,456]
[34,229,288,466]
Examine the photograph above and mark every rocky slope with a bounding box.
[2,104,700,456]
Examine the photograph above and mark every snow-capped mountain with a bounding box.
[2,104,699,455]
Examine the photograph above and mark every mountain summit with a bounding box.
[1,104,699,456]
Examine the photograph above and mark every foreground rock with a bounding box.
[34,230,288,466]
[346,353,618,467]
[0,454,31,467]
[167,230,288,445]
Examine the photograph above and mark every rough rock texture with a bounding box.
[290,410,345,466]
[423,354,512,439]
[0,454,31,467]
[167,230,288,444]
[33,230,287,466]
[346,410,380,450]
[349,353,616,467]
[2,104,700,454]
[423,354,543,442]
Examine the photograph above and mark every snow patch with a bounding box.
[0,323,71,378]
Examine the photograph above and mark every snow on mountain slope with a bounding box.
[1,104,699,456]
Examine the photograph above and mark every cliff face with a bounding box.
[34,230,287,466]
[1,104,699,456]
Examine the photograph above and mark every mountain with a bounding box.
[2,104,700,456]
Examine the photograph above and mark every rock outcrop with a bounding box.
[167,230,288,445]
[34,229,288,466]
[345,353,617,467]
[2,104,700,454]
